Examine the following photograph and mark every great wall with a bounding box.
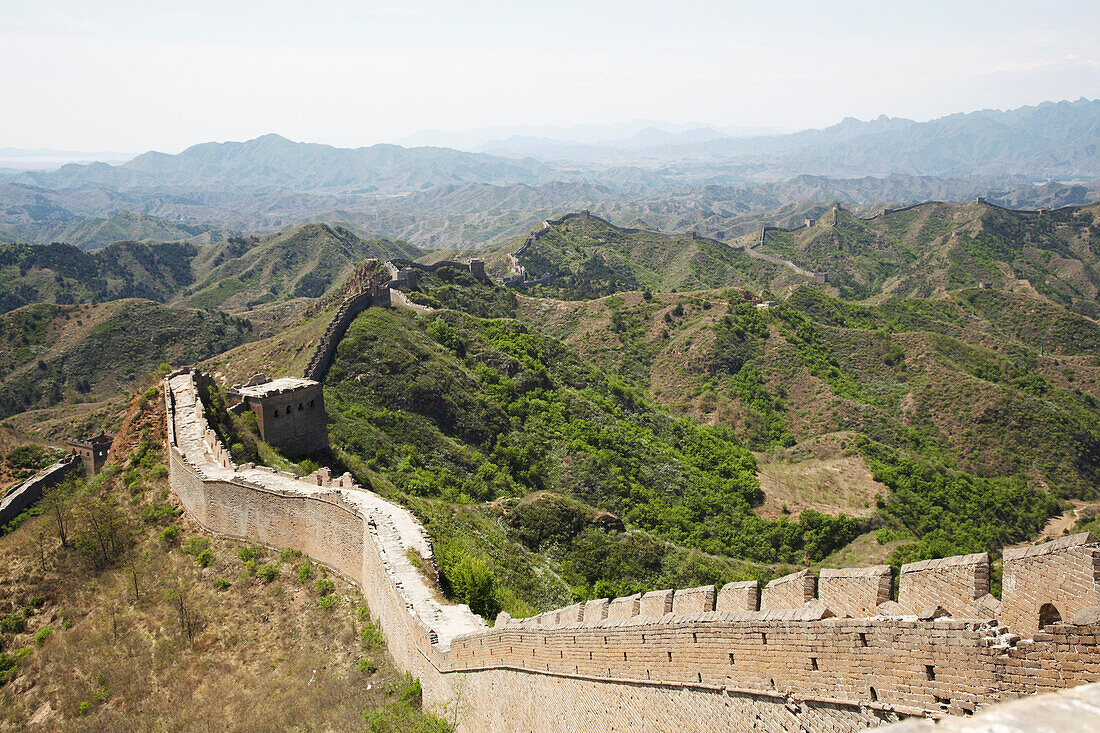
[503,199,1082,292]
[505,209,829,288]
[165,306,1100,730]
[150,200,1100,729]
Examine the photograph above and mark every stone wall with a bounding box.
[303,290,376,382]
[0,455,80,527]
[820,566,892,618]
[242,382,327,455]
[762,569,816,609]
[1002,533,1100,635]
[717,580,759,611]
[165,368,1100,732]
[898,553,990,617]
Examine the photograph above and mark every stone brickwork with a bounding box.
[1002,533,1100,635]
[820,566,892,618]
[303,263,395,382]
[68,431,112,475]
[607,593,641,621]
[165,368,1100,732]
[581,598,609,626]
[235,378,327,455]
[717,580,760,611]
[899,553,990,617]
[639,589,674,617]
[762,569,816,610]
[672,585,716,614]
[0,454,80,527]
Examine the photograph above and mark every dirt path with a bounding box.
[1008,500,1100,549]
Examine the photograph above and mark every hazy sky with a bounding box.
[2,0,1099,153]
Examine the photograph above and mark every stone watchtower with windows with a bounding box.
[68,431,113,476]
[233,377,327,455]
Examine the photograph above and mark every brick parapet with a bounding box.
[898,553,990,618]
[820,566,893,618]
[673,585,717,614]
[1002,533,1100,635]
[717,580,760,611]
[762,569,817,610]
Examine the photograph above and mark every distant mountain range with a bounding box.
[5,134,550,194]
[472,99,1100,179]
[2,98,1099,251]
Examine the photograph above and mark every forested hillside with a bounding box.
[3,201,1098,623]
[0,224,421,315]
[508,203,1100,314]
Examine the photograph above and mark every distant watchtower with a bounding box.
[233,378,327,455]
[68,432,112,476]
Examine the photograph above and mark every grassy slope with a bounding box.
[314,306,861,615]
[0,300,255,439]
[517,283,1100,499]
[183,224,421,311]
[510,216,802,298]
[0,223,421,316]
[758,203,1100,312]
[501,204,1100,316]
[0,390,448,731]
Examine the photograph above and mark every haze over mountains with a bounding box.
[2,98,1099,251]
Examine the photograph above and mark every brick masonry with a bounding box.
[165,369,1100,732]
[898,553,990,617]
[820,565,893,618]
[717,580,759,611]
[762,569,817,610]
[1002,533,1100,635]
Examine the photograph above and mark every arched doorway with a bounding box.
[1039,603,1062,628]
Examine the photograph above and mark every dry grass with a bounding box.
[755,433,887,521]
[0,390,446,732]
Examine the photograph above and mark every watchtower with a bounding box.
[68,432,112,476]
[233,378,327,455]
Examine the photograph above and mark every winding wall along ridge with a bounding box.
[510,210,826,286]
[166,364,1100,731]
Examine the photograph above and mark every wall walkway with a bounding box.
[0,455,81,528]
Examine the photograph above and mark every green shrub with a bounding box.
[317,595,339,610]
[357,658,377,675]
[158,526,180,544]
[78,701,91,716]
[214,578,231,591]
[443,555,500,617]
[256,563,279,582]
[315,578,335,597]
[279,547,303,563]
[182,536,209,556]
[237,544,261,563]
[0,614,26,634]
[296,561,314,583]
[141,503,178,524]
[195,549,215,568]
[0,651,19,684]
[33,627,51,646]
[360,619,384,650]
